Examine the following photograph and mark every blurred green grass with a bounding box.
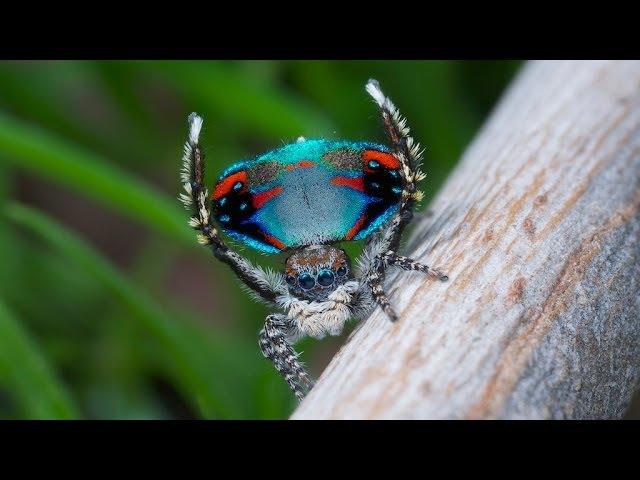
[0,60,520,419]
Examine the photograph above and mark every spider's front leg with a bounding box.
[259,314,314,401]
[360,80,448,321]
[380,251,448,281]
[373,250,449,320]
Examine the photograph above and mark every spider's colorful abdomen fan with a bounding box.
[212,139,403,253]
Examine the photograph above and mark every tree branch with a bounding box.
[292,60,640,420]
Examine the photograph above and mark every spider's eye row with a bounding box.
[289,267,343,290]
[298,273,315,290]
[317,269,334,287]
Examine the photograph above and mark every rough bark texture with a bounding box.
[292,60,640,420]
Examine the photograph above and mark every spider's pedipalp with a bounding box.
[277,280,359,341]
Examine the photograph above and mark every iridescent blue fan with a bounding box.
[211,139,404,253]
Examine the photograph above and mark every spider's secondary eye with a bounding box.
[317,269,334,286]
[285,275,296,286]
[299,273,315,290]
[336,266,348,277]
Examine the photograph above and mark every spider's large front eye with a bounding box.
[299,273,315,290]
[317,269,334,287]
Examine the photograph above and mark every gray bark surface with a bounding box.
[292,60,640,420]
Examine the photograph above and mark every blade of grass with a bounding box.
[5,203,267,418]
[0,62,153,164]
[0,62,99,147]
[0,111,192,246]
[0,299,79,419]
[149,61,333,139]
[80,62,180,164]
[287,61,370,138]
[87,62,160,133]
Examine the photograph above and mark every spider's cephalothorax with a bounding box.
[179,79,448,400]
[285,245,351,301]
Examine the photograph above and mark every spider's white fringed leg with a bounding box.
[259,314,314,401]
[180,113,287,305]
[364,79,426,250]
[360,80,448,322]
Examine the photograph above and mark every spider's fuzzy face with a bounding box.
[284,245,351,301]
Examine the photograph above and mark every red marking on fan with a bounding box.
[331,176,365,192]
[363,150,400,169]
[252,186,284,209]
[285,160,316,171]
[263,233,286,250]
[345,214,367,240]
[213,171,248,200]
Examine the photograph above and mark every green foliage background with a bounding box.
[0,60,520,419]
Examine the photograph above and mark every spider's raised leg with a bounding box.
[358,80,447,321]
[365,78,426,251]
[179,113,286,305]
[259,314,314,401]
